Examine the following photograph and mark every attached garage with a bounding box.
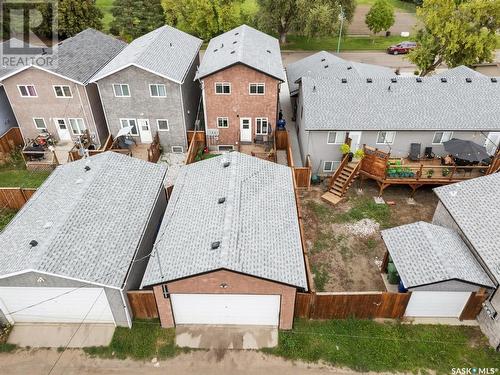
[0,287,114,324]
[404,291,471,318]
[170,294,280,326]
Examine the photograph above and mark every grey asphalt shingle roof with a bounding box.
[196,25,285,81]
[433,66,486,79]
[434,173,500,284]
[300,75,500,131]
[92,26,202,83]
[382,221,494,289]
[286,51,395,95]
[0,152,167,288]
[141,152,308,289]
[0,29,126,84]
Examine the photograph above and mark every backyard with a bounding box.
[0,153,50,188]
[300,180,438,292]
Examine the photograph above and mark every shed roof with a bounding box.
[196,25,285,81]
[434,173,500,284]
[382,221,494,289]
[92,26,202,83]
[286,51,394,95]
[0,152,167,288]
[141,152,307,289]
[299,75,500,131]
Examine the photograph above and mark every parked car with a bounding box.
[387,41,417,55]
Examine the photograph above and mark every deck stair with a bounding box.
[322,159,361,205]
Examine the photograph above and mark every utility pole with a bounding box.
[337,5,345,54]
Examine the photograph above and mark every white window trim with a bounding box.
[33,117,46,130]
[113,84,131,97]
[255,117,269,135]
[249,83,265,95]
[149,84,167,98]
[215,82,231,95]
[53,118,68,129]
[376,131,396,145]
[156,119,169,131]
[217,117,229,128]
[120,118,138,136]
[432,131,453,145]
[327,131,345,145]
[171,146,184,153]
[323,160,338,172]
[218,145,235,152]
[53,85,72,98]
[68,118,86,136]
[18,84,37,97]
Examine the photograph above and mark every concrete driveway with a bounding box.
[7,323,115,348]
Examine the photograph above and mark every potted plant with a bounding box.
[426,169,435,178]
[354,149,365,161]
[442,167,450,177]
[340,143,353,162]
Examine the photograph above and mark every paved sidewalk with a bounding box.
[279,70,303,167]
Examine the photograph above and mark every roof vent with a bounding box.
[416,77,422,83]
[341,78,347,83]
[491,77,498,83]
[440,77,447,83]
[233,40,237,44]
[312,85,316,92]
[266,49,271,54]
[214,48,218,52]
[347,66,352,70]
[223,161,230,168]
[391,78,397,83]
[218,197,226,204]
[465,77,472,83]
[169,42,173,47]
[235,32,239,35]
[230,50,235,54]
[324,65,329,69]
[221,43,224,48]
[84,165,91,172]
[366,78,372,83]
[321,58,326,62]
[29,240,38,248]
[211,241,221,250]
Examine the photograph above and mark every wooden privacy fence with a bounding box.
[275,130,311,189]
[185,130,206,165]
[127,290,159,319]
[0,187,37,210]
[295,292,411,320]
[459,291,489,320]
[0,128,23,162]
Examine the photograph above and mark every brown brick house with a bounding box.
[141,152,308,329]
[196,25,285,151]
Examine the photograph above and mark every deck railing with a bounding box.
[385,161,489,182]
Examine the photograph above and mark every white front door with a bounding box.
[170,294,281,326]
[404,291,471,318]
[485,132,500,155]
[349,131,362,151]
[240,117,252,143]
[0,287,115,324]
[138,119,153,143]
[54,118,71,141]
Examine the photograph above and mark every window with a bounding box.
[150,84,166,97]
[433,131,453,144]
[68,118,86,135]
[157,119,169,131]
[377,131,396,144]
[249,83,265,95]
[161,285,169,299]
[113,84,130,97]
[33,118,46,130]
[218,145,234,152]
[171,146,184,153]
[54,118,68,130]
[120,118,138,136]
[327,131,346,144]
[323,161,340,172]
[18,85,37,97]
[256,118,269,135]
[215,82,231,94]
[217,117,229,128]
[53,85,72,98]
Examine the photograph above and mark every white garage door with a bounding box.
[405,291,471,318]
[171,294,280,326]
[0,287,115,324]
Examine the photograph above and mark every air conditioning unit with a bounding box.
[483,300,498,321]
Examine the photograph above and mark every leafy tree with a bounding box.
[408,0,500,76]
[256,0,299,44]
[111,0,165,41]
[162,0,244,41]
[365,0,395,36]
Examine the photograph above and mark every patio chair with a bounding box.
[424,147,435,159]
[409,143,421,161]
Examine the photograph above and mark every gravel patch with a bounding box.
[344,218,380,237]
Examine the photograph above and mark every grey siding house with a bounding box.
[91,26,202,153]
[292,64,500,175]
[0,85,17,136]
[0,152,167,327]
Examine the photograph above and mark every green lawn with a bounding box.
[265,319,500,373]
[356,0,417,13]
[0,209,17,231]
[84,319,184,360]
[284,35,407,51]
[0,169,50,188]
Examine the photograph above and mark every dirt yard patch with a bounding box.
[299,180,438,292]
